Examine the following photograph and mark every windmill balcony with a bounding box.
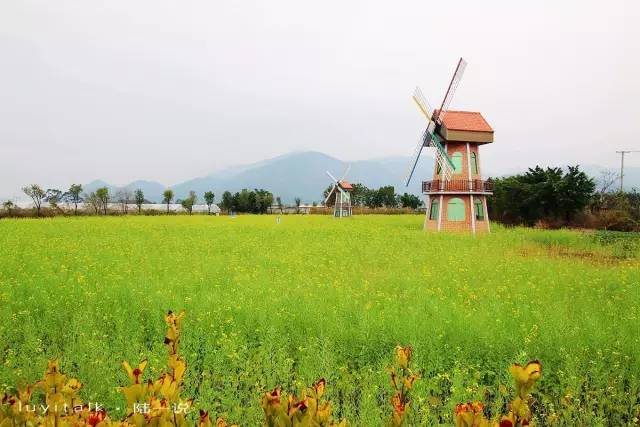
[422,179,493,194]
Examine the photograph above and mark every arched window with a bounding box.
[471,152,479,175]
[474,199,484,220]
[451,152,463,174]
[447,198,465,221]
[429,199,439,220]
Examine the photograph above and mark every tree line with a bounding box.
[219,189,274,214]
[5,166,639,231]
[488,165,639,231]
[6,184,219,217]
[323,183,423,209]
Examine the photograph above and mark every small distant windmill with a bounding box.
[405,58,495,234]
[324,166,353,218]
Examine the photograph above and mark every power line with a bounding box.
[615,150,640,192]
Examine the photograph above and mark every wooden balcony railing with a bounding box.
[422,179,493,193]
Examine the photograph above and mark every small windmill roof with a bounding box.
[436,110,493,133]
[339,180,353,190]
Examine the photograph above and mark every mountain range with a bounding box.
[83,152,435,203]
[82,151,640,203]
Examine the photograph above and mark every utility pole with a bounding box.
[616,150,640,192]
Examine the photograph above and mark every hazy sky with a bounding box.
[1,0,639,199]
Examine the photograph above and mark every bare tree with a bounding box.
[116,188,132,214]
[22,184,46,216]
[180,191,197,215]
[84,192,100,214]
[2,200,15,216]
[598,170,619,194]
[44,189,63,211]
[294,197,301,214]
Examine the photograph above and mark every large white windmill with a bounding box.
[324,166,353,218]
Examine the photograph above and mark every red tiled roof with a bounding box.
[435,110,493,133]
[339,180,353,190]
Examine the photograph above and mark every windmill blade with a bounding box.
[324,184,336,204]
[403,129,430,186]
[404,129,457,186]
[340,165,351,181]
[412,86,433,121]
[428,131,455,181]
[429,132,455,171]
[433,57,467,125]
[326,170,339,183]
[404,87,437,186]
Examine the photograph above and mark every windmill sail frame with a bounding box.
[404,57,466,187]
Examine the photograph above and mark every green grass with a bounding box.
[0,215,639,425]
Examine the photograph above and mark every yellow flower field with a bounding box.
[0,215,638,425]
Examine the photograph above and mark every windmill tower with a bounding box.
[405,58,494,234]
[324,167,353,218]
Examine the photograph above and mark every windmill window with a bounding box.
[474,199,484,220]
[471,152,479,175]
[451,152,463,174]
[429,199,439,220]
[447,198,465,221]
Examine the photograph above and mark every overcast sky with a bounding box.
[1,0,639,199]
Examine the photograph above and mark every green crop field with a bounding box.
[0,215,639,425]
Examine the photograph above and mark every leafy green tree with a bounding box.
[364,190,378,208]
[322,185,335,206]
[225,189,273,214]
[399,193,422,209]
[180,191,197,215]
[134,189,145,214]
[95,187,110,215]
[221,191,233,213]
[489,165,595,225]
[22,184,46,216]
[556,166,596,221]
[234,189,251,213]
[163,189,174,214]
[64,184,83,215]
[204,191,215,214]
[255,189,273,214]
[376,186,397,207]
[350,183,369,207]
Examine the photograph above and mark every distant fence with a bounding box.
[1,204,425,218]
[309,206,423,215]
